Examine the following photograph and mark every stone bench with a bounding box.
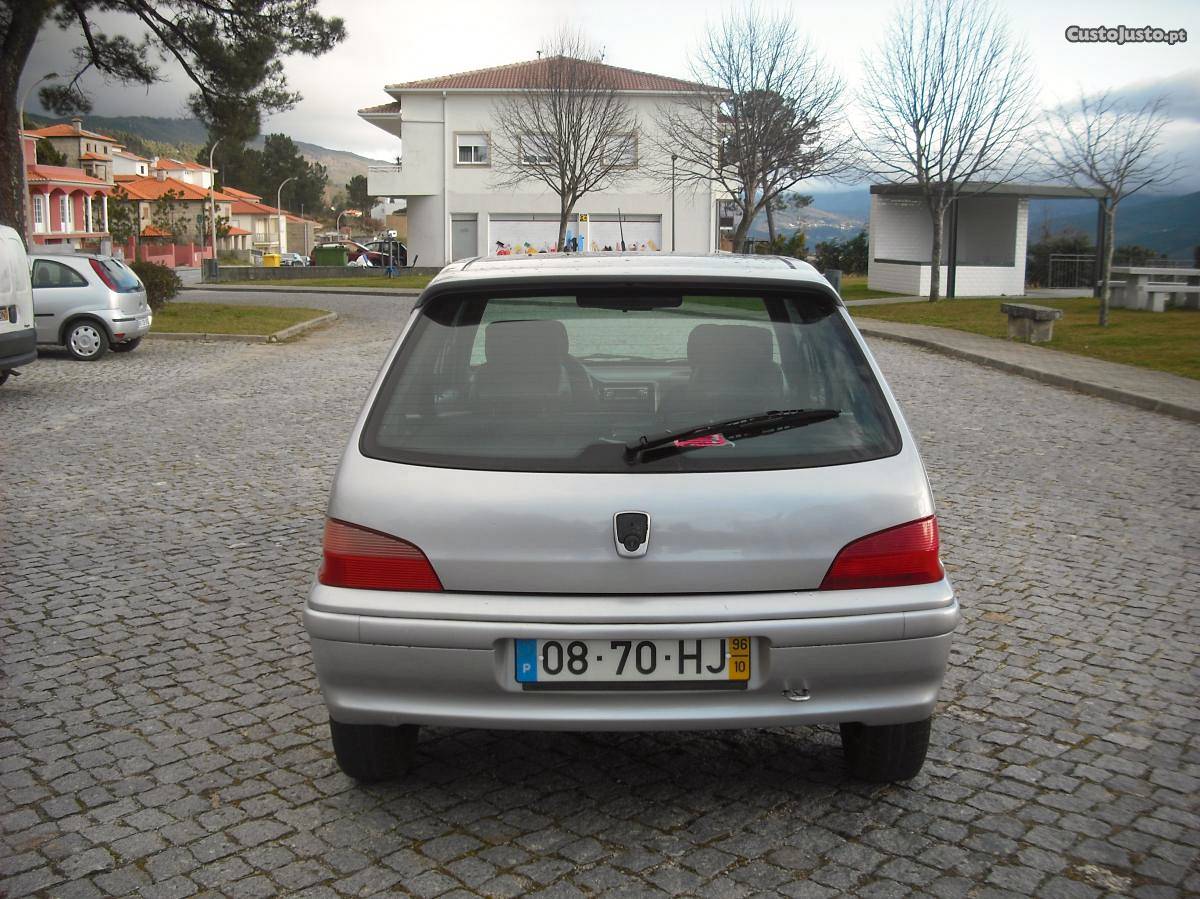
[1000,303,1063,343]
[1141,282,1200,313]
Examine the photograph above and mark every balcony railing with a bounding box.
[367,162,438,197]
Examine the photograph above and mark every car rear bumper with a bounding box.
[108,311,152,341]
[305,585,959,730]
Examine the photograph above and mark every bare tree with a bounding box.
[654,7,851,253]
[1040,92,1178,326]
[491,30,638,250]
[858,0,1034,301]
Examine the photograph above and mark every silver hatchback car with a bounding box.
[30,253,152,360]
[306,254,958,783]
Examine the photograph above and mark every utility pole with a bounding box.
[671,154,677,252]
[276,176,296,252]
[207,138,222,262]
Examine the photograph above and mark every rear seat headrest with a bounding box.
[687,324,774,369]
[484,319,569,365]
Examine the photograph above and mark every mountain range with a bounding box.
[746,191,868,244]
[753,187,1198,258]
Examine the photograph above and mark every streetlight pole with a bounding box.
[275,175,296,253]
[671,153,677,253]
[207,138,222,265]
[18,72,58,246]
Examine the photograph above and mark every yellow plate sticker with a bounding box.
[728,636,751,680]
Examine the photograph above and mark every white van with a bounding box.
[0,225,36,387]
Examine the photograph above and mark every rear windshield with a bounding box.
[102,258,142,292]
[361,287,901,473]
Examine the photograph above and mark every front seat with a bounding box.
[473,319,593,413]
[677,323,785,422]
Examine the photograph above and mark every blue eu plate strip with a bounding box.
[515,640,538,683]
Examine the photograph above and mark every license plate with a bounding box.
[514,637,750,685]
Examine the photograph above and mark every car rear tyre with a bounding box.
[329,718,419,781]
[840,717,931,782]
[111,337,143,353]
[66,320,109,361]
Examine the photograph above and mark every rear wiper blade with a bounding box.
[624,408,840,464]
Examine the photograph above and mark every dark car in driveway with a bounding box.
[363,240,408,268]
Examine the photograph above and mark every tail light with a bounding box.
[318,519,443,591]
[820,516,943,590]
[89,258,119,291]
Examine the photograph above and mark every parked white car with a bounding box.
[29,252,152,360]
[0,225,37,386]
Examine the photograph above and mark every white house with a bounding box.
[112,148,151,178]
[867,182,1106,297]
[151,157,215,189]
[359,57,720,265]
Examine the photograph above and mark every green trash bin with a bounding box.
[313,245,348,267]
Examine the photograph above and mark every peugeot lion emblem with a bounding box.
[614,511,650,558]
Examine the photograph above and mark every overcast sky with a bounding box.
[20,0,1200,188]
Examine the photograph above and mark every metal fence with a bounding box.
[1048,254,1095,289]
[1048,254,1196,288]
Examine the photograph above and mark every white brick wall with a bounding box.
[867,193,1030,297]
[867,261,922,295]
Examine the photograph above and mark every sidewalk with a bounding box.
[857,318,1200,423]
[184,282,421,298]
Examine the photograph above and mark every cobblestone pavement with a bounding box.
[2,290,1197,898]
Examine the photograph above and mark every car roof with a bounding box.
[29,251,116,262]
[428,253,833,292]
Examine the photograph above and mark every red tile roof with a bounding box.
[26,165,111,189]
[140,225,175,238]
[359,101,402,115]
[229,198,281,216]
[219,186,263,201]
[112,175,232,203]
[156,157,213,172]
[382,56,714,93]
[80,152,108,161]
[224,225,253,236]
[27,123,118,141]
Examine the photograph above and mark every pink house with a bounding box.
[22,131,113,248]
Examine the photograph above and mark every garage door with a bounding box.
[487,214,662,255]
[587,215,662,253]
[488,215,572,255]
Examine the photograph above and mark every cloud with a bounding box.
[1087,68,1200,122]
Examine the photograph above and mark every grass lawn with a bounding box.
[851,296,1200,380]
[224,274,433,290]
[839,275,906,301]
[153,302,330,335]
